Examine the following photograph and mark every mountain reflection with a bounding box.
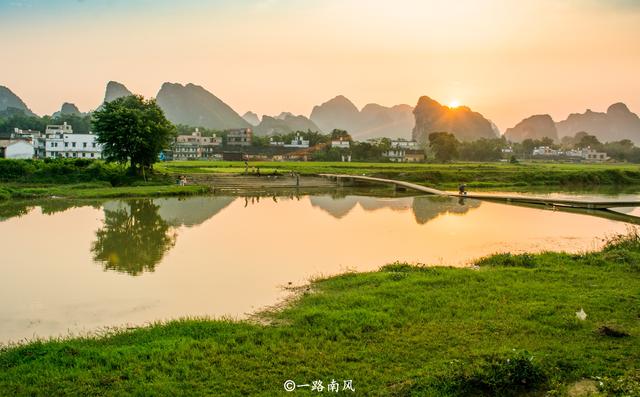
[92,200,176,276]
[412,196,481,224]
[309,194,480,222]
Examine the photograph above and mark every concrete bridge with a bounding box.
[320,174,640,210]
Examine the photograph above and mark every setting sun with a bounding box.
[448,100,461,108]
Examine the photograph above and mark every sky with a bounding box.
[0,0,639,132]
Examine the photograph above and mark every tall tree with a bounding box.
[93,95,176,173]
[428,132,459,162]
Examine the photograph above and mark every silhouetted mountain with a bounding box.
[0,86,36,116]
[276,112,294,120]
[254,114,321,136]
[52,102,82,118]
[412,96,497,143]
[358,103,414,140]
[309,95,413,139]
[242,111,260,126]
[156,83,250,130]
[310,95,361,134]
[103,81,133,103]
[556,103,640,143]
[504,114,558,143]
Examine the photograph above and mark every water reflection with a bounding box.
[308,194,481,223]
[412,196,480,224]
[0,200,101,222]
[1,191,639,343]
[92,200,176,275]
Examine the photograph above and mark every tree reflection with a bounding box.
[92,200,176,275]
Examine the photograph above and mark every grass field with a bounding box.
[0,182,210,201]
[1,233,638,396]
[157,161,640,188]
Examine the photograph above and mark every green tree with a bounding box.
[330,129,351,141]
[428,132,459,162]
[458,138,505,161]
[93,95,176,174]
[575,133,602,149]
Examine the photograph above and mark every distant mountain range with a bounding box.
[505,103,640,144]
[253,114,321,136]
[4,82,640,144]
[155,82,250,130]
[504,115,558,142]
[412,96,498,143]
[242,111,260,126]
[309,95,414,140]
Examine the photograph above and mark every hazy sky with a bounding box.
[1,0,639,131]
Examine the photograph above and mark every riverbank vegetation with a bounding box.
[158,160,640,189]
[0,159,208,200]
[0,232,638,396]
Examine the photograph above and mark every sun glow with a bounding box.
[448,100,461,108]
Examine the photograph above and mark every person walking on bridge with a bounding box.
[458,183,467,195]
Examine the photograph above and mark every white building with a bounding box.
[44,122,102,159]
[269,137,285,146]
[4,141,35,159]
[566,147,610,162]
[383,140,423,162]
[283,133,309,148]
[390,139,419,150]
[532,146,558,156]
[331,138,350,149]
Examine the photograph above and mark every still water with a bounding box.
[0,191,636,343]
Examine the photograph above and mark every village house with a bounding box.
[330,137,350,149]
[2,140,35,159]
[173,128,222,160]
[283,133,309,148]
[226,128,253,147]
[566,147,610,162]
[44,122,103,159]
[533,146,609,162]
[383,140,424,163]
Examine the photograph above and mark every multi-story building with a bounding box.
[383,140,423,162]
[173,128,222,160]
[532,146,558,156]
[566,147,610,162]
[44,122,102,159]
[226,128,253,147]
[283,133,309,148]
[330,137,350,149]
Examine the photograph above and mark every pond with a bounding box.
[0,190,637,343]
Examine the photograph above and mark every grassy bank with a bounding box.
[0,182,210,200]
[0,159,211,200]
[1,235,638,396]
[157,160,640,189]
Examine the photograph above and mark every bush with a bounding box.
[475,253,537,268]
[0,159,127,185]
[598,370,640,396]
[436,350,548,396]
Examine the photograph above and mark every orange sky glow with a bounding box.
[0,0,639,131]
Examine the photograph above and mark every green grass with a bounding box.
[157,161,640,188]
[0,182,210,200]
[1,233,638,396]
